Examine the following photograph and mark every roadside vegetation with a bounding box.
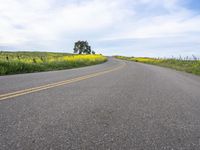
[116,56,200,75]
[0,51,107,75]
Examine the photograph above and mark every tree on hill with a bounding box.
[73,41,94,54]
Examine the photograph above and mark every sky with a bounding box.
[0,0,200,57]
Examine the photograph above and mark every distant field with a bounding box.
[116,56,200,75]
[0,51,107,75]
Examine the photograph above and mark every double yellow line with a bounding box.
[0,62,125,101]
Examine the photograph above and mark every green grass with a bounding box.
[0,51,107,75]
[116,56,200,75]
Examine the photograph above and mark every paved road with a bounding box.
[1,58,200,150]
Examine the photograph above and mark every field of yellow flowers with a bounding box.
[0,51,107,75]
[116,56,200,75]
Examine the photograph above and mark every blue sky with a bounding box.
[0,0,200,57]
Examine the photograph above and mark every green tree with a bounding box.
[73,41,93,54]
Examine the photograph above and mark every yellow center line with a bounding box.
[0,62,126,101]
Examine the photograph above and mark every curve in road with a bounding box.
[1,57,200,149]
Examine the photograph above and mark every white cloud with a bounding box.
[0,0,124,44]
[0,0,199,56]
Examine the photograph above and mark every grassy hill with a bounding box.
[0,51,107,75]
[116,56,200,76]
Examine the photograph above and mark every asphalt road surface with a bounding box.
[1,57,200,150]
